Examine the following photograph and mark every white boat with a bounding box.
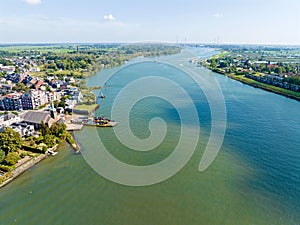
[48,150,58,156]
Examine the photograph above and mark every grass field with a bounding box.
[0,45,75,53]
[74,104,99,111]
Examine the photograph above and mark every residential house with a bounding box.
[10,122,35,137]
[29,67,40,72]
[0,66,15,75]
[5,74,24,83]
[0,84,13,94]
[0,113,21,128]
[35,80,45,89]
[22,75,33,85]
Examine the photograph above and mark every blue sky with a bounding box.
[0,0,299,44]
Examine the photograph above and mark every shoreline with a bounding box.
[203,66,300,102]
[227,74,300,101]
[0,153,47,189]
[0,141,78,189]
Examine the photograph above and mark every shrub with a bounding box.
[43,134,57,148]
[0,128,23,154]
[37,143,48,153]
[20,152,28,158]
[66,133,75,145]
[4,152,20,166]
[12,111,19,116]
[0,150,5,163]
[0,165,11,172]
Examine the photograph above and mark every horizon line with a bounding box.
[0,41,300,47]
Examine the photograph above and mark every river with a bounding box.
[0,47,300,225]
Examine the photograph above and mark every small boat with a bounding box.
[95,121,117,127]
[48,150,58,156]
[100,92,105,98]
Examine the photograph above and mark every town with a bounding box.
[0,58,85,133]
[197,45,300,100]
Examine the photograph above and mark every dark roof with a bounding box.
[0,113,17,121]
[56,118,66,124]
[23,111,52,124]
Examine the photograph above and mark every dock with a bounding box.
[66,123,84,131]
[64,113,116,130]
[64,114,85,131]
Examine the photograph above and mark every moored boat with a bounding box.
[82,116,117,127]
[100,92,105,98]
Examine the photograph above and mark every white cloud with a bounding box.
[23,0,42,5]
[213,13,223,18]
[104,14,115,21]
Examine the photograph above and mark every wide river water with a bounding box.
[0,48,300,225]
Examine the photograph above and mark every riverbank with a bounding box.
[227,74,300,101]
[0,143,60,188]
[0,154,46,188]
[0,133,79,188]
[0,144,61,188]
[201,65,300,101]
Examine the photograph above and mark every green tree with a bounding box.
[275,67,283,74]
[210,59,217,68]
[35,135,44,144]
[13,83,28,91]
[219,61,228,68]
[40,121,51,136]
[58,101,66,108]
[0,128,23,154]
[4,152,21,166]
[50,123,67,138]
[0,59,13,66]
[37,143,47,153]
[285,76,300,85]
[53,100,59,108]
[43,134,57,147]
[0,149,5,163]
[229,66,236,73]
[46,86,52,92]
[15,66,20,74]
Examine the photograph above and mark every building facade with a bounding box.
[0,90,58,111]
[0,93,22,111]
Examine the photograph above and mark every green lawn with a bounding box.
[74,104,99,111]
